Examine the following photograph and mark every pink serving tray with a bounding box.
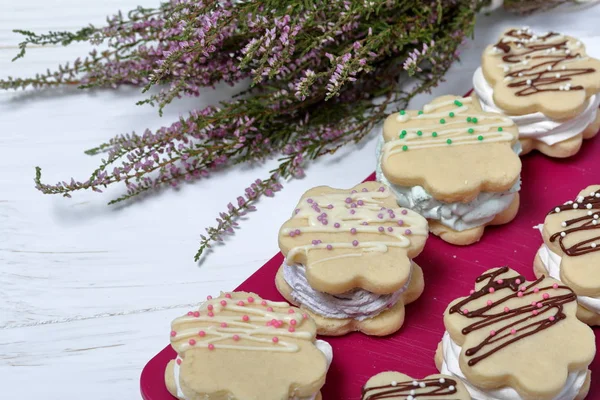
[141,118,600,400]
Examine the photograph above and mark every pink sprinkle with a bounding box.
[207,305,214,311]
[193,311,200,318]
[288,327,295,332]
[326,244,333,250]
[378,226,384,232]
[533,288,539,293]
[303,313,308,319]
[176,359,182,365]
[397,220,404,226]
[378,186,385,192]
[189,339,196,346]
[307,198,313,204]
[517,292,523,298]
[511,329,517,335]
[350,210,356,215]
[237,301,245,306]
[543,293,550,300]
[198,331,206,337]
[362,188,368,192]
[220,300,227,306]
[350,228,357,234]
[352,240,359,246]
[520,286,526,292]
[247,297,255,303]
[515,279,521,285]
[469,289,475,295]
[170,331,177,337]
[357,200,364,206]
[233,335,240,341]
[489,288,495,294]
[242,315,249,322]
[290,319,297,325]
[377,213,384,219]
[400,209,407,215]
[504,307,510,313]
[220,322,228,328]
[208,344,215,350]
[497,279,504,284]
[463,308,469,314]
[261,301,267,306]
[486,300,493,306]
[549,316,555,321]
[328,204,334,209]
[537,303,543,308]
[345,197,352,204]
[532,310,538,315]
[490,330,496,336]
[288,309,295,314]
[267,307,273,312]
[272,337,279,343]
[208,312,214,317]
[334,223,341,228]
[531,301,537,306]
[207,295,213,300]
[553,283,559,289]
[388,227,394,232]
[187,311,193,316]
[225,294,232,299]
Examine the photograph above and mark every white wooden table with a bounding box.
[1,2,599,398]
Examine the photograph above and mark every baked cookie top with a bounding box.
[542,185,600,296]
[381,94,520,203]
[169,291,329,399]
[444,267,594,399]
[362,371,470,400]
[278,181,428,295]
[482,27,600,119]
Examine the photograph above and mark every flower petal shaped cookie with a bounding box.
[377,94,521,245]
[165,291,332,400]
[278,181,428,295]
[476,27,600,158]
[362,371,470,400]
[438,267,595,400]
[535,185,600,325]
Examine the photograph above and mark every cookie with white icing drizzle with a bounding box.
[378,94,521,245]
[362,372,470,400]
[165,291,333,400]
[534,185,600,326]
[482,28,600,119]
[436,267,594,400]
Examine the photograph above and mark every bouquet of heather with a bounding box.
[0,0,571,261]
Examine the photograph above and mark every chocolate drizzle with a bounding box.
[493,28,595,96]
[549,192,600,256]
[449,267,576,366]
[361,378,459,399]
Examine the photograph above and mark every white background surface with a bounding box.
[1,2,599,399]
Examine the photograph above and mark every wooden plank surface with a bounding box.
[1,2,599,398]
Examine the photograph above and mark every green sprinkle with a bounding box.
[418,111,424,115]
[454,100,463,107]
[402,145,408,151]
[400,110,406,115]
[449,112,455,118]
[498,127,503,132]
[468,128,474,134]
[478,135,484,141]
[416,130,423,136]
[467,117,472,123]
[399,130,407,138]
[432,132,438,137]
[440,119,446,124]
[446,138,452,145]
[472,117,478,124]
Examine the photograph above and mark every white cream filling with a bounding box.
[282,261,409,321]
[375,134,521,232]
[440,331,587,400]
[537,243,600,314]
[473,67,600,146]
[173,339,333,400]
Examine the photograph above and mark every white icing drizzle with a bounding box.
[171,297,313,353]
[280,187,427,264]
[384,97,515,159]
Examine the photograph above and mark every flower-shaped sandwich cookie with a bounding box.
[362,372,471,400]
[276,181,428,336]
[475,27,600,157]
[436,267,595,400]
[535,185,600,326]
[165,291,333,400]
[376,94,521,245]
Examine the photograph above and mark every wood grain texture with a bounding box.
[1,1,599,399]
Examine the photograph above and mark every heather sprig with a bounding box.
[5,0,483,260]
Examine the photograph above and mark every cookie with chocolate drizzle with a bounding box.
[362,371,470,400]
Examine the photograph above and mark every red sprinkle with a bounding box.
[261,300,267,306]
[272,337,279,343]
[302,313,309,319]
[267,307,274,312]
[247,297,255,303]
[543,293,550,300]
[208,344,215,350]
[207,295,213,300]
[288,309,295,314]
[198,331,206,337]
[193,311,200,318]
[208,312,214,317]
[207,305,214,311]
[170,331,177,337]
[187,311,193,316]
[220,322,228,328]
[188,339,196,346]
[242,315,249,322]
[220,300,227,306]
[225,294,232,299]
[290,319,297,326]
[288,327,295,333]
[237,301,245,306]
[176,359,182,365]
[233,335,240,341]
